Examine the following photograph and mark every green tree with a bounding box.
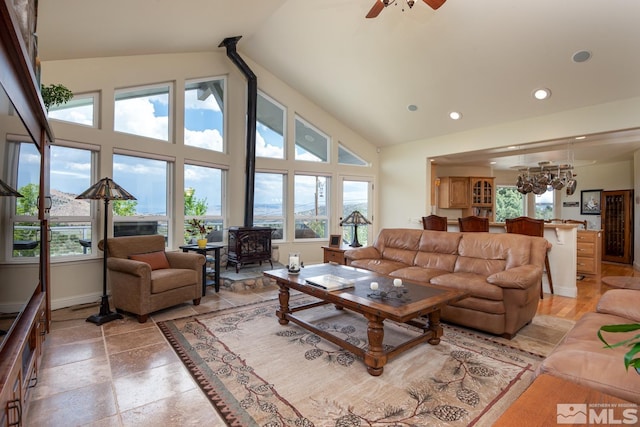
[112,200,138,216]
[16,183,39,216]
[495,187,524,222]
[184,188,208,215]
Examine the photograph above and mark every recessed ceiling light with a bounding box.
[572,50,592,63]
[575,136,586,140]
[407,104,418,112]
[507,146,517,150]
[449,111,462,120]
[533,88,551,100]
[490,161,497,165]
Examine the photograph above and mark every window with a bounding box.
[112,153,170,241]
[294,174,328,239]
[294,116,328,162]
[254,172,285,239]
[341,179,372,246]
[49,144,97,257]
[495,185,525,222]
[534,190,555,220]
[114,84,171,141]
[184,163,225,243]
[256,92,285,159]
[184,78,224,152]
[10,141,40,258]
[47,92,98,127]
[338,143,368,166]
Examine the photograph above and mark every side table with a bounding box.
[322,245,349,265]
[179,243,223,295]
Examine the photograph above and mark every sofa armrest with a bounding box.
[487,265,542,289]
[344,246,381,262]
[166,251,205,270]
[597,289,640,323]
[107,257,151,277]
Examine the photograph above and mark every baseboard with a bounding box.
[51,292,102,311]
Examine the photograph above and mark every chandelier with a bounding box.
[515,162,577,195]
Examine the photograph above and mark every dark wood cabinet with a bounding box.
[322,246,347,265]
[601,189,633,264]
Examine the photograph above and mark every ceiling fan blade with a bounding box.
[423,0,446,10]
[366,1,385,18]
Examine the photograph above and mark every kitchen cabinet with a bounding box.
[577,230,602,275]
[464,177,495,222]
[437,176,470,208]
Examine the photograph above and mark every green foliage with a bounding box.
[40,83,74,111]
[495,187,524,222]
[184,188,208,215]
[186,218,212,239]
[16,183,39,216]
[112,200,137,216]
[598,323,640,372]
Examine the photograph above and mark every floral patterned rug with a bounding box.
[158,296,556,427]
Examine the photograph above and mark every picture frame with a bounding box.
[580,189,602,215]
[329,234,342,248]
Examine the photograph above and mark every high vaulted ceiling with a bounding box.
[36,0,640,169]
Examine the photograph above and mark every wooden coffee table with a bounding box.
[263,263,467,376]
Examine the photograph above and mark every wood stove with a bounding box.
[227,226,273,273]
[220,36,273,272]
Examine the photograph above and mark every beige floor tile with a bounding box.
[109,342,178,378]
[30,356,112,400]
[119,388,222,426]
[41,338,104,369]
[45,323,103,347]
[25,381,117,426]
[104,325,166,354]
[113,361,196,412]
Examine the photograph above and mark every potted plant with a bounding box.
[598,323,640,374]
[187,218,212,249]
[40,83,73,111]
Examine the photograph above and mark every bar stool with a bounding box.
[458,216,489,232]
[422,215,448,231]
[505,216,554,299]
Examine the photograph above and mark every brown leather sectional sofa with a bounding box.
[536,289,640,403]
[344,228,549,338]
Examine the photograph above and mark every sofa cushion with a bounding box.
[597,289,640,323]
[349,259,408,276]
[129,251,170,270]
[413,251,457,272]
[448,296,505,315]
[430,271,504,301]
[538,311,640,403]
[389,266,450,283]
[150,268,198,293]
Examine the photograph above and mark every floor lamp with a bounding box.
[76,177,136,326]
[0,178,23,335]
[339,210,372,247]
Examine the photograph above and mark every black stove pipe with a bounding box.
[219,36,256,228]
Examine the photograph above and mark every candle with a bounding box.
[393,278,403,287]
[290,256,299,270]
[370,282,379,290]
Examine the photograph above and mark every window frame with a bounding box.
[184,76,226,153]
[253,170,286,241]
[114,82,173,142]
[183,161,226,244]
[47,91,99,128]
[293,173,330,241]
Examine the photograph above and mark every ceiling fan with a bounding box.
[366,0,446,18]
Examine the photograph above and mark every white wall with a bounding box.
[30,51,380,309]
[380,97,640,234]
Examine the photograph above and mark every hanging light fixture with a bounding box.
[515,162,577,195]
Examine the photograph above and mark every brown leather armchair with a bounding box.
[99,235,205,323]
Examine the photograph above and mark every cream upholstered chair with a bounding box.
[99,235,205,323]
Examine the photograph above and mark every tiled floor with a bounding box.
[24,261,638,426]
[25,285,280,426]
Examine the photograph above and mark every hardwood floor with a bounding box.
[538,262,640,320]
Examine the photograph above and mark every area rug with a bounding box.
[158,297,567,427]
